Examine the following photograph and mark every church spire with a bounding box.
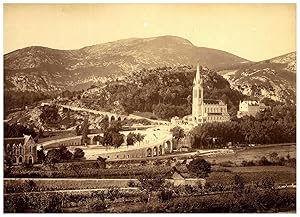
[196,63,200,82]
[194,63,202,84]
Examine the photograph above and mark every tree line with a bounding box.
[4,122,39,140]
[191,104,296,148]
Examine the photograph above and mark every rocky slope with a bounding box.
[217,52,296,103]
[4,35,248,93]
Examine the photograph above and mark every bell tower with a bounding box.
[192,64,204,120]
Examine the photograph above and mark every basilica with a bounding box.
[183,64,230,125]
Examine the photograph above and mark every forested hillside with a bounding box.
[79,65,246,120]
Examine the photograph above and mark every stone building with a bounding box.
[4,135,37,165]
[184,64,230,124]
[237,100,268,118]
[168,167,206,188]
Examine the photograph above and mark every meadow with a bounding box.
[205,143,295,164]
[207,166,296,186]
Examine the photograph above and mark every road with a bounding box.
[43,102,170,125]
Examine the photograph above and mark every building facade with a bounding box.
[237,100,268,118]
[4,135,37,165]
[185,64,230,124]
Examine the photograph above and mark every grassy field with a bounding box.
[205,144,296,164]
[38,131,77,143]
[207,165,296,186]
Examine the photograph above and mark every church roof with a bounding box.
[4,135,34,146]
[204,99,224,105]
[4,137,25,145]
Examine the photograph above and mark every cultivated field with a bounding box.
[205,144,295,164]
[207,165,296,186]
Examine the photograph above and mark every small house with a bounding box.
[168,167,206,189]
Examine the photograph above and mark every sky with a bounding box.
[3,4,296,61]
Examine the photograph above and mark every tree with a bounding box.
[73,148,85,160]
[269,152,279,163]
[95,156,107,169]
[187,158,212,178]
[39,105,61,124]
[46,149,61,166]
[170,126,185,148]
[112,133,124,148]
[258,156,270,166]
[103,131,113,148]
[81,116,89,145]
[46,146,73,165]
[75,125,81,136]
[138,171,166,203]
[37,147,46,164]
[127,132,137,146]
[93,135,104,145]
[136,133,145,146]
[58,146,73,161]
[4,152,13,176]
[99,116,109,132]
[108,120,122,133]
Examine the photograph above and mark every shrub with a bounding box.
[241,160,256,167]
[187,158,212,178]
[258,156,271,166]
[127,180,137,187]
[219,161,235,167]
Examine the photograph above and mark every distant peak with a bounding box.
[147,35,194,45]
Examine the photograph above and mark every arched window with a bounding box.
[29,146,32,153]
[28,156,33,164]
[19,146,22,155]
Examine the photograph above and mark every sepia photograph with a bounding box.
[2,2,297,213]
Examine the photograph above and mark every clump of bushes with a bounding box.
[240,153,296,167]
[219,161,235,167]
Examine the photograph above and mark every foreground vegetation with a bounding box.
[4,176,296,213]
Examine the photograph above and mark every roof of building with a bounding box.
[204,99,224,105]
[171,167,190,179]
[4,137,25,145]
[4,135,34,145]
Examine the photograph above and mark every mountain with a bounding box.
[4,35,249,93]
[217,52,296,103]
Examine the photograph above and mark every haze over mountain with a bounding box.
[4,35,248,92]
[217,52,296,103]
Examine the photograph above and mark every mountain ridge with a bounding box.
[217,51,296,103]
[4,35,296,104]
[4,35,250,93]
